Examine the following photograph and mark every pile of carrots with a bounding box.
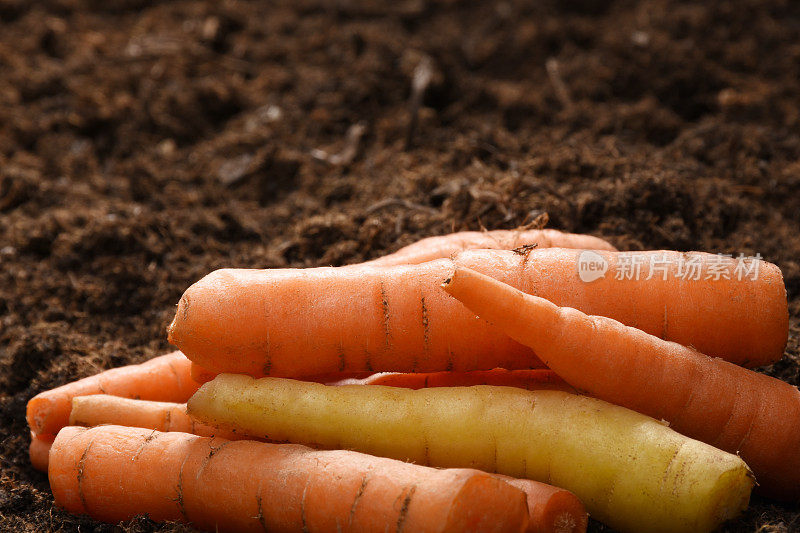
[26,227,796,533]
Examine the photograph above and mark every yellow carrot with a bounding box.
[188,375,754,533]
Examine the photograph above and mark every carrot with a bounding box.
[190,362,216,384]
[496,475,588,533]
[169,260,539,377]
[331,369,575,393]
[189,375,754,533]
[453,249,787,368]
[33,396,249,472]
[191,361,371,385]
[29,432,52,472]
[69,395,245,441]
[27,351,199,440]
[49,425,530,532]
[168,249,787,378]
[442,266,800,501]
[362,228,616,266]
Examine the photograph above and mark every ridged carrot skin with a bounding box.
[363,229,616,266]
[442,266,799,501]
[331,369,575,393]
[497,476,588,533]
[168,249,787,378]
[169,260,541,377]
[56,401,580,532]
[49,425,530,533]
[26,351,199,439]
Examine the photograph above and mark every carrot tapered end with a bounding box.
[29,433,52,472]
[442,266,561,350]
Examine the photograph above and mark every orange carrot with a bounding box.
[363,229,616,266]
[27,351,199,440]
[69,395,245,441]
[29,432,52,472]
[190,362,216,384]
[453,249,787,368]
[33,396,248,472]
[191,362,371,385]
[168,249,787,378]
[496,475,588,533]
[169,260,539,377]
[50,425,530,532]
[332,369,575,393]
[443,266,799,501]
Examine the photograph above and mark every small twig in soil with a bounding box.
[312,122,367,166]
[405,56,434,150]
[468,186,511,220]
[365,198,439,216]
[545,58,573,110]
[520,211,550,231]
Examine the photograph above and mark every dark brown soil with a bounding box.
[1,0,799,531]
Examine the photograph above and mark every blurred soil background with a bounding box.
[1,0,799,531]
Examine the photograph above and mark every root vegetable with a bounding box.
[443,266,800,500]
[168,250,786,379]
[26,351,198,439]
[29,433,52,472]
[331,369,574,393]
[69,395,245,441]
[363,229,616,266]
[49,425,530,533]
[188,375,754,533]
[496,475,588,533]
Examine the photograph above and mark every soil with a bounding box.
[1,0,799,531]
